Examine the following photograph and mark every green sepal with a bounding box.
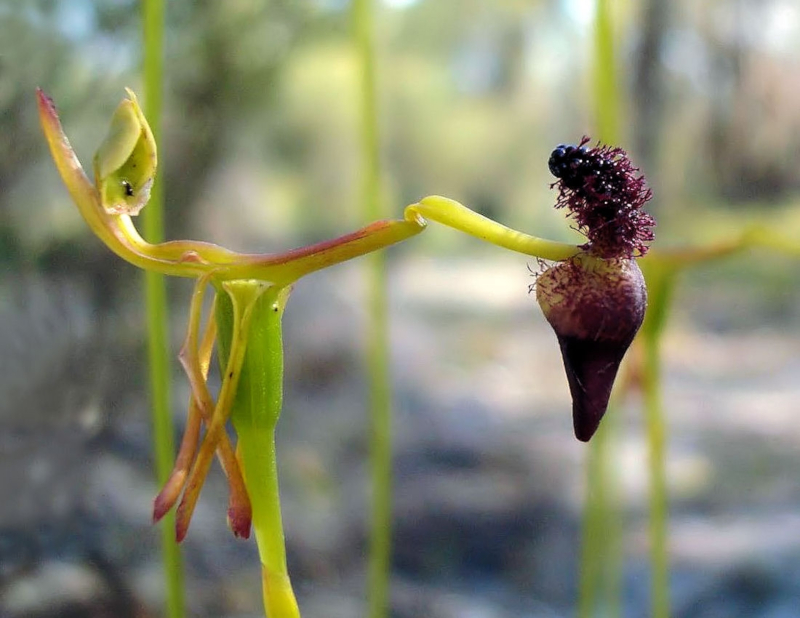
[215,281,291,432]
[93,89,157,216]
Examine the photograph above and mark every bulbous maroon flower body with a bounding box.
[536,255,646,441]
[537,138,654,440]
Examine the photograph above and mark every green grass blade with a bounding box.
[578,411,623,618]
[640,266,677,618]
[593,0,620,144]
[578,1,624,616]
[142,1,186,616]
[353,0,393,616]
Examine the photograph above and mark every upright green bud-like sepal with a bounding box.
[93,89,156,215]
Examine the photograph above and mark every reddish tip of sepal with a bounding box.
[174,503,190,544]
[152,496,170,525]
[152,470,188,525]
[174,523,189,544]
[36,88,56,117]
[227,505,252,539]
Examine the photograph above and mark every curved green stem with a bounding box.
[745,225,800,257]
[405,195,581,261]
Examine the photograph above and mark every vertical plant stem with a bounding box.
[578,1,623,616]
[353,1,393,616]
[593,0,620,144]
[578,422,606,618]
[578,414,622,618]
[643,333,668,618]
[640,268,675,618]
[142,1,185,617]
[218,284,300,618]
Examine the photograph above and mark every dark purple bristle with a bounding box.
[549,137,655,259]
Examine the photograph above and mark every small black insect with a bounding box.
[548,139,590,190]
[121,180,134,197]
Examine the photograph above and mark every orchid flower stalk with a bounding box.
[38,88,426,617]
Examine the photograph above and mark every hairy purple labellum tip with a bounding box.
[536,256,646,441]
[549,137,655,259]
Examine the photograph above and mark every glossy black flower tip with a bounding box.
[548,143,589,188]
[536,256,646,441]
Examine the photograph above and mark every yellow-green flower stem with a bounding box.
[215,282,299,618]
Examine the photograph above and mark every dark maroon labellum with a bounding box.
[537,138,654,440]
[536,256,647,441]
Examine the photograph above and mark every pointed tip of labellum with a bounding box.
[536,256,646,441]
[558,336,631,441]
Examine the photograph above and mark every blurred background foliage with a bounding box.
[3,0,800,617]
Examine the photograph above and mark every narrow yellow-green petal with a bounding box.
[405,195,580,261]
[230,218,426,284]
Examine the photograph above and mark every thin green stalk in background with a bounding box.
[639,266,676,618]
[142,1,186,616]
[578,413,622,618]
[590,2,673,614]
[592,0,620,144]
[353,1,394,617]
[578,1,624,616]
